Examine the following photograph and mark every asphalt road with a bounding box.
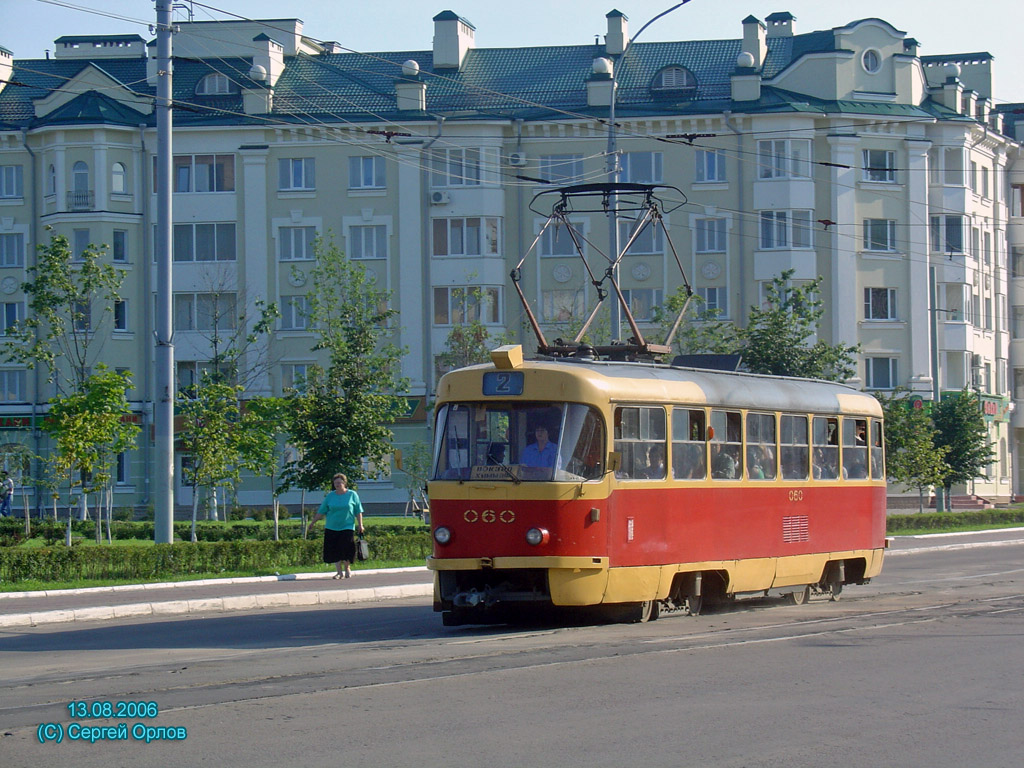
[1,531,1022,768]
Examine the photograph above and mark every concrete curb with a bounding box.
[0,582,434,629]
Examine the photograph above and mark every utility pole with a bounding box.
[154,0,175,542]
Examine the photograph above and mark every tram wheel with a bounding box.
[786,586,810,606]
[827,579,843,601]
[685,595,702,616]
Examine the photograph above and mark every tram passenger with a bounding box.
[521,425,556,468]
[641,444,666,479]
[711,443,738,479]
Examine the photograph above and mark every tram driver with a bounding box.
[521,425,557,469]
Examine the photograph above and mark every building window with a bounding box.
[280,296,309,330]
[282,363,310,392]
[116,451,129,485]
[942,147,964,186]
[348,225,388,260]
[0,370,26,401]
[168,154,235,193]
[1012,247,1024,279]
[695,149,726,183]
[46,165,56,197]
[620,152,663,184]
[173,223,236,262]
[0,233,24,267]
[757,140,811,179]
[279,226,316,261]
[72,300,91,332]
[1013,308,1024,339]
[863,219,898,252]
[650,66,696,97]
[542,289,584,322]
[861,49,881,74]
[196,73,232,95]
[930,215,964,254]
[539,155,583,185]
[621,289,662,322]
[1011,185,1024,217]
[866,357,898,390]
[696,287,727,317]
[864,288,897,320]
[279,158,315,191]
[112,230,128,263]
[862,149,896,183]
[73,229,90,260]
[113,300,128,332]
[618,219,663,255]
[695,218,726,253]
[0,165,24,198]
[111,162,127,194]
[432,217,501,257]
[348,156,385,189]
[2,302,23,333]
[174,292,237,332]
[430,148,484,187]
[540,221,583,257]
[759,210,812,249]
[433,286,501,325]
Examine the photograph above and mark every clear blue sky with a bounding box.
[5,0,1023,103]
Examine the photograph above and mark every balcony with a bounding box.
[66,190,95,211]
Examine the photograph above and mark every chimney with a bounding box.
[433,10,475,70]
[587,57,614,107]
[741,16,767,69]
[0,46,12,97]
[765,12,795,38]
[605,9,628,56]
[731,51,761,101]
[251,34,284,87]
[396,60,427,111]
[940,64,964,113]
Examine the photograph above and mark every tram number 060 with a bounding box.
[464,509,516,523]
[788,490,804,502]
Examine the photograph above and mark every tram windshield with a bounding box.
[432,402,606,482]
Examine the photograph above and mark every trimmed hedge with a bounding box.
[0,531,432,584]
[886,508,1024,533]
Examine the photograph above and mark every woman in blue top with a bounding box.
[309,473,365,579]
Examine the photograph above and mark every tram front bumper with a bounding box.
[427,556,608,571]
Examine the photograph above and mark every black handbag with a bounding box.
[356,537,369,562]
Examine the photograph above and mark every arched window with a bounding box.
[46,164,56,196]
[650,66,697,99]
[72,161,89,193]
[111,162,127,194]
[196,73,231,95]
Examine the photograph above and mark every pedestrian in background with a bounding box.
[0,471,13,517]
[309,473,364,579]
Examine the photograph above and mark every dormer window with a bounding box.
[861,49,881,74]
[650,66,697,99]
[196,73,232,95]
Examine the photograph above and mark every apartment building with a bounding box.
[0,9,1021,512]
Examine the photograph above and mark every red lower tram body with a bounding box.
[428,483,887,625]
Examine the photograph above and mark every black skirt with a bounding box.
[322,528,356,564]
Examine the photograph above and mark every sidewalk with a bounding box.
[0,567,434,629]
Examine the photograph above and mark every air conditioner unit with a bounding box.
[507,151,527,167]
[430,190,450,205]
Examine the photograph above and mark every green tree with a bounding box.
[656,287,737,356]
[875,390,949,512]
[42,366,138,542]
[281,236,408,497]
[736,271,859,381]
[931,389,995,507]
[236,396,290,540]
[436,286,513,374]
[178,379,242,541]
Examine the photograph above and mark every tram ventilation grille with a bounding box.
[782,515,809,543]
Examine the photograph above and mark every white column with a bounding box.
[397,145,426,394]
[906,139,934,395]
[827,135,859,349]
[240,146,270,395]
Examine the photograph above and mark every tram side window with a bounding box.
[672,408,707,480]
[812,416,839,480]
[780,414,808,480]
[870,420,885,479]
[614,406,666,479]
[746,412,777,480]
[558,404,606,481]
[842,418,869,479]
[710,409,742,479]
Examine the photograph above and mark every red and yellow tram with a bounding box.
[426,345,887,625]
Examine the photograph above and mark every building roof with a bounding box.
[36,89,148,126]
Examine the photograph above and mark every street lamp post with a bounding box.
[606,2,690,342]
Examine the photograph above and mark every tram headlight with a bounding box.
[434,526,452,545]
[525,527,550,546]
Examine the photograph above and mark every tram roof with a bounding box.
[441,357,882,418]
